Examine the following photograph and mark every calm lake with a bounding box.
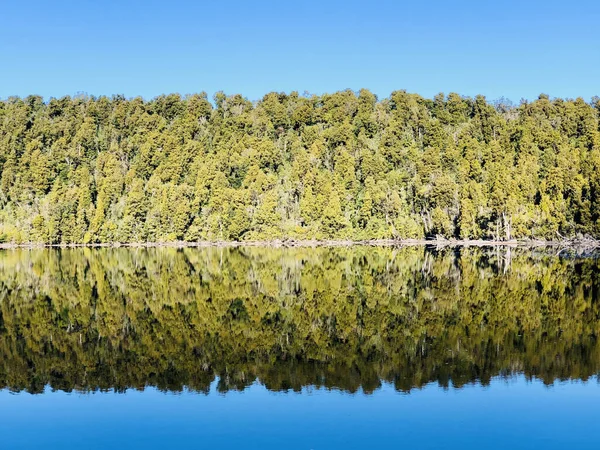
[1,246,599,449]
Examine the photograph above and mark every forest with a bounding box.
[0,90,599,243]
[1,246,599,394]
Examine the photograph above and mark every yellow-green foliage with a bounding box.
[1,92,600,243]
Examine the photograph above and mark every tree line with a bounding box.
[1,246,599,393]
[1,90,599,243]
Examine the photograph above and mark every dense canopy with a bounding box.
[1,90,599,243]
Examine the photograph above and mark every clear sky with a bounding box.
[1,0,599,102]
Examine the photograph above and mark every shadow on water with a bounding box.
[0,246,599,395]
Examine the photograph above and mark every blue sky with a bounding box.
[1,0,599,102]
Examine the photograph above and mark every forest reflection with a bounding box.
[0,246,599,395]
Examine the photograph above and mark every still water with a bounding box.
[0,246,599,448]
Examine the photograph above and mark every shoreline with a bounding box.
[1,238,599,250]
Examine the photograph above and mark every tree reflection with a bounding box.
[0,246,598,394]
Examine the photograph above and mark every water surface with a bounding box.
[0,246,599,448]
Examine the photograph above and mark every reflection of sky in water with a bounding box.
[2,376,599,449]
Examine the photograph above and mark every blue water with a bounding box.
[2,376,599,449]
[2,247,599,448]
